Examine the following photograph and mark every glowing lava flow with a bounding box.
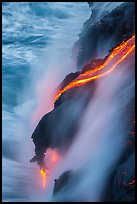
[40,149,61,188]
[40,168,47,188]
[54,35,135,103]
[128,177,135,186]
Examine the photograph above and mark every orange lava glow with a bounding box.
[40,149,61,188]
[40,168,47,188]
[50,150,60,163]
[54,35,135,103]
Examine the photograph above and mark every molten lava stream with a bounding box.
[40,168,47,188]
[80,35,135,77]
[40,149,61,188]
[54,35,135,103]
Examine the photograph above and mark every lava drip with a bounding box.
[40,168,47,188]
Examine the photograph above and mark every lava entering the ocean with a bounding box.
[40,149,61,188]
[40,168,47,188]
[54,35,135,103]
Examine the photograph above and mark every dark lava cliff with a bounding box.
[73,2,135,69]
[30,2,135,202]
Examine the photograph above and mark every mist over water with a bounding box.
[2,2,90,201]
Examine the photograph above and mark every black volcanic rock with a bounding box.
[31,93,92,165]
[73,2,135,69]
[111,152,135,202]
[53,170,73,198]
[56,72,80,91]
[81,58,105,73]
[54,72,80,107]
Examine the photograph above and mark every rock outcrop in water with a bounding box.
[30,2,135,202]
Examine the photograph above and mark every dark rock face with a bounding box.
[55,72,80,92]
[31,2,135,202]
[53,170,73,198]
[74,2,135,70]
[111,152,135,202]
[31,93,92,165]
[87,2,123,26]
[81,58,105,73]
[54,71,80,108]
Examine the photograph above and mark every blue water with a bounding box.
[2,2,90,202]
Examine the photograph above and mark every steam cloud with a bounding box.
[49,57,135,201]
